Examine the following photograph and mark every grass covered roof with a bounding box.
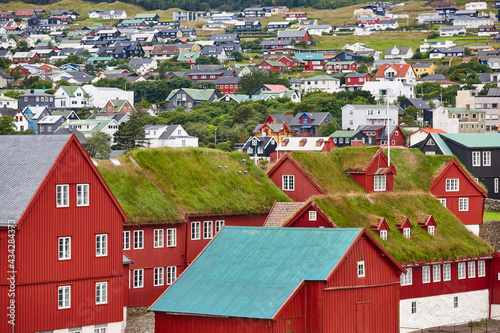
[313,193,493,264]
[98,147,291,224]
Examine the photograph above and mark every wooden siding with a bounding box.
[274,284,307,333]
[286,206,332,228]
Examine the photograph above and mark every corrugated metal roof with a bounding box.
[431,133,453,155]
[151,226,362,318]
[440,133,500,148]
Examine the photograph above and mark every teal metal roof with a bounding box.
[440,133,500,148]
[330,130,360,138]
[294,52,324,61]
[150,226,362,319]
[432,133,453,155]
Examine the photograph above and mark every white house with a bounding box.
[341,104,399,130]
[453,17,494,29]
[0,94,18,109]
[420,39,456,53]
[465,2,487,10]
[440,25,466,37]
[144,124,198,148]
[59,119,120,139]
[305,25,332,36]
[27,34,52,48]
[0,37,16,49]
[300,75,340,94]
[362,81,415,103]
[82,85,134,108]
[384,46,414,59]
[128,58,158,75]
[54,86,88,109]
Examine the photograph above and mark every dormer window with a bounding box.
[299,139,307,147]
[403,228,411,238]
[252,139,257,146]
[380,229,387,240]
[428,225,435,235]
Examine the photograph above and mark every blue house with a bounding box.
[22,106,51,133]
[289,111,334,137]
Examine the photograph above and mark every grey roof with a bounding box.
[260,40,294,47]
[123,254,133,264]
[417,73,448,81]
[289,112,331,127]
[215,76,239,84]
[0,135,70,226]
[479,72,500,83]
[380,19,397,24]
[414,62,433,68]
[440,25,466,31]
[405,97,430,110]
[210,34,239,42]
[384,46,411,56]
[277,30,308,38]
[487,88,500,97]
[242,136,275,150]
[0,108,18,117]
[345,72,370,78]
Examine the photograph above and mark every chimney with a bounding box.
[286,112,290,116]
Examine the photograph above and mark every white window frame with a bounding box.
[380,229,387,240]
[154,267,164,286]
[443,264,451,281]
[403,228,411,238]
[495,178,499,194]
[309,211,317,221]
[374,175,386,192]
[56,184,69,207]
[422,266,431,283]
[154,229,164,248]
[58,285,71,309]
[478,260,485,277]
[459,198,469,211]
[203,221,213,239]
[167,228,177,247]
[282,175,295,191]
[134,230,143,249]
[458,262,466,279]
[133,269,144,288]
[433,265,441,282]
[428,225,435,235]
[401,268,413,286]
[77,183,89,206]
[446,178,459,192]
[215,220,225,234]
[357,260,365,278]
[472,151,481,166]
[123,231,130,250]
[468,261,476,278]
[483,151,491,166]
[191,221,200,240]
[58,236,71,260]
[96,234,107,257]
[439,198,447,207]
[167,266,177,285]
[96,282,107,304]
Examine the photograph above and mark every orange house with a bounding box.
[100,98,136,114]
[253,113,293,143]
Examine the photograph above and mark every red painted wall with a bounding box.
[0,137,125,332]
[287,206,333,228]
[273,284,307,333]
[268,157,325,202]
[490,253,500,304]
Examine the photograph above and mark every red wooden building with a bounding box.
[151,227,404,333]
[284,11,307,20]
[325,60,359,73]
[345,149,396,193]
[264,201,333,228]
[277,55,305,68]
[0,134,128,333]
[358,125,406,147]
[358,16,380,25]
[257,60,288,72]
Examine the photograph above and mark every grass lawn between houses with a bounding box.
[484,211,500,221]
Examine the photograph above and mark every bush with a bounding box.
[207,143,216,148]
[198,142,205,147]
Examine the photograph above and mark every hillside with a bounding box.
[314,193,493,263]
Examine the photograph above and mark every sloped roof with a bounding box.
[330,130,361,138]
[289,112,331,126]
[440,133,500,148]
[264,202,306,227]
[150,227,364,318]
[165,88,216,102]
[0,135,70,226]
[375,64,414,78]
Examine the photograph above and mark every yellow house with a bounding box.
[252,114,294,143]
[177,43,201,52]
[413,62,436,77]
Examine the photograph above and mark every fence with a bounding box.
[401,317,500,332]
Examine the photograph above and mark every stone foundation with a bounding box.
[127,306,150,316]
[479,220,500,251]
[485,199,500,212]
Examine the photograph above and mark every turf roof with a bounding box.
[313,193,493,264]
[98,148,291,223]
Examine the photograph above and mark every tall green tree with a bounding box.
[0,116,16,134]
[84,132,112,159]
[113,114,146,150]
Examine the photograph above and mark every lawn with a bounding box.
[315,32,426,52]
[484,211,500,221]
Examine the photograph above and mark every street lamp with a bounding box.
[214,128,217,148]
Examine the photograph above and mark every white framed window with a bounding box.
[374,175,386,191]
[191,222,200,240]
[77,184,89,206]
[357,260,365,278]
[133,269,143,288]
[454,296,458,308]
[458,262,466,279]
[468,261,476,278]
[459,198,469,211]
[422,266,431,283]
[380,230,387,240]
[495,178,499,193]
[428,226,435,235]
[443,264,451,281]
[134,230,143,249]
[154,267,164,286]
[58,237,71,260]
[282,175,295,191]
[123,231,130,250]
[439,198,447,207]
[58,285,71,309]
[403,228,411,238]
[154,229,164,248]
[167,266,177,285]
[167,228,177,247]
[472,151,481,166]
[96,282,107,304]
[56,184,69,207]
[433,265,441,282]
[203,221,213,239]
[401,268,413,286]
[478,260,485,277]
[215,220,225,234]
[309,211,317,221]
[411,301,417,314]
[96,234,107,257]
[483,151,491,166]
[446,179,459,191]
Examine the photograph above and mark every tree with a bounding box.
[319,121,339,136]
[0,115,16,134]
[428,31,439,39]
[113,113,146,150]
[237,69,290,95]
[464,48,472,56]
[230,51,244,62]
[402,106,420,125]
[356,64,368,73]
[84,132,112,159]
[196,55,221,65]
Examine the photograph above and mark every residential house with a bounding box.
[305,25,332,36]
[284,12,307,20]
[242,136,278,161]
[453,17,493,29]
[0,135,127,333]
[59,119,120,139]
[435,7,458,19]
[289,111,334,137]
[294,52,324,71]
[82,85,134,108]
[128,58,158,75]
[13,51,39,64]
[19,91,55,110]
[332,51,363,62]
[200,46,228,62]
[22,106,51,132]
[413,63,436,77]
[466,2,487,10]
[151,227,404,333]
[177,51,201,64]
[250,84,289,96]
[235,21,262,31]
[277,30,311,44]
[151,45,179,59]
[408,127,446,147]
[375,64,417,86]
[358,124,406,146]
[384,46,414,59]
[478,25,497,36]
[462,88,500,131]
[0,71,13,88]
[399,97,433,125]
[342,104,399,130]
[330,130,369,147]
[165,88,218,110]
[0,108,29,131]
[362,81,416,103]
[267,21,291,31]
[252,113,294,143]
[135,13,159,22]
[265,6,289,16]
[37,114,66,134]
[420,39,456,52]
[379,19,399,30]
[15,9,37,19]
[215,76,240,94]
[173,11,197,21]
[301,75,340,93]
[439,25,466,37]
[343,73,372,90]
[433,106,486,133]
[210,34,240,44]
[274,137,336,161]
[144,124,198,148]
[54,86,88,109]
[243,7,271,17]
[0,94,18,109]
[324,60,358,73]
[257,60,288,72]
[260,39,295,50]
[100,99,136,114]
